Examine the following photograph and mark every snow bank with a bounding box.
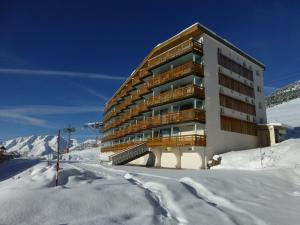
[61,147,100,161]
[213,138,300,170]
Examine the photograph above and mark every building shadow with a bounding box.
[0,158,40,182]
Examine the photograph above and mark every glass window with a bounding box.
[257,86,261,92]
[172,127,180,136]
[160,128,171,137]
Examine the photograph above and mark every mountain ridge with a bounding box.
[266,80,300,107]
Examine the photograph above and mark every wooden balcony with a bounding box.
[104,97,118,113]
[151,109,205,126]
[104,61,204,121]
[103,109,118,122]
[132,76,142,86]
[101,109,205,141]
[149,61,204,88]
[148,84,205,107]
[102,134,206,152]
[139,67,151,78]
[102,102,149,132]
[104,40,203,114]
[148,39,203,69]
[147,135,206,147]
[103,84,205,131]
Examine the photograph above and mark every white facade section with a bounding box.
[201,34,265,158]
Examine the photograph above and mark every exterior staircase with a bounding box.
[110,142,149,165]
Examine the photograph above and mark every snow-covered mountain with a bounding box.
[1,135,77,157]
[266,80,300,107]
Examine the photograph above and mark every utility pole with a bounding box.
[55,129,60,186]
[63,125,76,153]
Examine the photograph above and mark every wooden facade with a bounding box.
[102,109,205,142]
[218,51,253,81]
[220,115,257,136]
[219,94,256,115]
[219,73,255,98]
[102,134,206,152]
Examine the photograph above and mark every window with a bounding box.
[258,102,263,109]
[257,85,261,93]
[256,70,260,76]
[196,100,204,109]
[172,127,180,136]
[160,128,171,137]
[194,54,203,64]
[160,108,168,115]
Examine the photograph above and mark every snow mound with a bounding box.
[213,138,300,170]
[61,147,100,161]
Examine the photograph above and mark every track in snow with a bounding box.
[67,163,188,225]
[180,177,267,225]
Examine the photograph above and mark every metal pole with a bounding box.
[55,129,60,186]
[67,131,71,153]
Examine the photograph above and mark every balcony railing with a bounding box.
[151,109,205,126]
[147,135,206,147]
[104,61,203,117]
[148,39,203,69]
[149,61,204,88]
[104,39,203,114]
[102,84,205,131]
[139,67,151,78]
[103,109,117,122]
[148,84,204,107]
[101,109,205,141]
[102,134,206,152]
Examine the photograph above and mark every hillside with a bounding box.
[266,80,300,107]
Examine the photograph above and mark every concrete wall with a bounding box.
[129,147,206,169]
[201,34,263,156]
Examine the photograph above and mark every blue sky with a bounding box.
[0,0,299,141]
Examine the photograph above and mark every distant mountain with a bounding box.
[1,135,78,157]
[266,80,300,107]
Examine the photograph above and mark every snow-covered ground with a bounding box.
[0,159,299,225]
[213,138,300,170]
[61,147,100,161]
[1,96,300,225]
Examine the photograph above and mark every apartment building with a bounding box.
[101,23,267,169]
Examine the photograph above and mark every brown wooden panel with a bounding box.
[220,115,257,136]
